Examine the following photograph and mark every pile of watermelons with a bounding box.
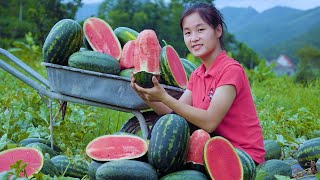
[42,17,197,89]
[0,114,320,179]
[1,17,320,179]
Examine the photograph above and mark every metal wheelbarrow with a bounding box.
[0,48,184,146]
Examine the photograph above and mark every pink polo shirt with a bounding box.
[187,51,265,164]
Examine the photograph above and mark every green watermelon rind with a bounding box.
[160,45,188,89]
[50,155,89,179]
[68,51,120,74]
[25,142,58,158]
[114,27,139,47]
[41,157,61,177]
[88,161,103,180]
[264,140,282,160]
[160,170,208,180]
[296,137,320,169]
[180,58,196,80]
[19,137,62,153]
[235,148,256,180]
[96,159,158,180]
[42,19,82,65]
[256,159,292,179]
[133,71,160,88]
[148,114,190,176]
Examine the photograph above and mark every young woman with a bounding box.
[131,2,265,165]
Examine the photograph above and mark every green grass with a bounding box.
[1,47,319,162]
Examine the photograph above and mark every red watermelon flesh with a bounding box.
[120,40,136,70]
[83,17,122,60]
[0,147,44,177]
[204,136,243,180]
[166,46,188,88]
[86,134,148,161]
[186,129,210,165]
[134,29,161,74]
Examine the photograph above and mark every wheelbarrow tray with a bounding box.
[42,62,184,110]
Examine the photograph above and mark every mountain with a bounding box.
[76,4,320,61]
[75,3,100,22]
[221,6,320,61]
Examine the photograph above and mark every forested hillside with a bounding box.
[221,6,320,61]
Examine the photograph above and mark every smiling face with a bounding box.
[182,12,222,62]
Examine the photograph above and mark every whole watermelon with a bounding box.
[148,114,190,176]
[43,19,82,65]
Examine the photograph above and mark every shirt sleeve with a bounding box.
[216,64,244,95]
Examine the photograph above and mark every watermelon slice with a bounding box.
[186,129,210,167]
[204,136,243,180]
[0,147,44,178]
[120,40,136,70]
[133,29,161,88]
[83,17,122,60]
[86,134,148,161]
[160,44,188,89]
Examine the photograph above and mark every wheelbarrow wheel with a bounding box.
[120,111,160,139]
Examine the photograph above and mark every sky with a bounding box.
[82,0,320,12]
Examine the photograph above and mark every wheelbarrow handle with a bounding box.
[0,48,52,96]
[0,48,49,88]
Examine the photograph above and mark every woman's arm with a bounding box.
[136,76,236,133]
[131,74,192,115]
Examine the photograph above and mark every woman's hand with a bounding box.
[130,73,168,102]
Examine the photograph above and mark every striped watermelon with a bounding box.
[41,157,61,177]
[160,170,209,180]
[51,155,89,179]
[296,137,320,169]
[203,136,243,180]
[181,58,196,80]
[42,19,82,65]
[68,51,120,74]
[86,134,148,161]
[120,40,136,70]
[148,114,190,175]
[186,129,210,172]
[316,158,320,171]
[96,160,158,180]
[160,44,188,89]
[133,30,161,88]
[264,140,282,160]
[235,148,256,180]
[114,26,139,47]
[83,17,122,60]
[256,159,292,179]
[88,161,103,180]
[0,147,44,178]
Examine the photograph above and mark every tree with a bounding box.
[0,0,82,49]
[295,46,320,83]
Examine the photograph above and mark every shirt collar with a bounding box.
[196,50,228,77]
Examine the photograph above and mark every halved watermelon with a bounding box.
[120,40,136,70]
[186,129,210,171]
[161,44,188,89]
[0,147,44,178]
[86,134,148,161]
[133,29,161,88]
[83,17,122,60]
[204,136,243,180]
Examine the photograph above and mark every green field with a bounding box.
[0,47,319,178]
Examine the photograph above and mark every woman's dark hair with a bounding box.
[180,2,226,49]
